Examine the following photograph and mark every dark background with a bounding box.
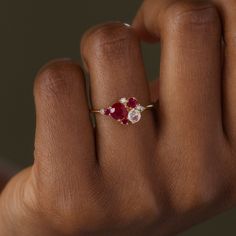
[0,0,235,235]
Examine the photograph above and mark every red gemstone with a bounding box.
[122,119,129,125]
[127,97,137,108]
[111,103,128,120]
[104,108,110,116]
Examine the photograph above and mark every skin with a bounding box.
[1,0,236,235]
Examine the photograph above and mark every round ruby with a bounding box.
[127,97,137,108]
[121,119,129,125]
[110,103,128,120]
[104,108,110,116]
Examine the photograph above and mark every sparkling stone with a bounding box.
[127,97,138,108]
[119,97,128,104]
[100,109,105,115]
[111,103,128,120]
[128,109,141,124]
[136,104,145,112]
[110,108,115,113]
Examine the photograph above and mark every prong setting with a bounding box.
[119,97,128,104]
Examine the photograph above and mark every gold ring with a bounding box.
[90,97,154,125]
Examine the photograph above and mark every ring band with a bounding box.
[91,97,154,125]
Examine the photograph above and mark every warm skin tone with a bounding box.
[1,0,236,235]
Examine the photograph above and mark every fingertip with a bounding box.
[35,58,74,77]
[34,58,84,100]
[80,22,138,72]
[132,6,160,43]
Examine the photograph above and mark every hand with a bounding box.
[1,0,236,235]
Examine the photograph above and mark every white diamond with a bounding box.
[110,108,115,113]
[128,109,141,124]
[119,97,127,104]
[136,105,145,112]
[100,109,105,115]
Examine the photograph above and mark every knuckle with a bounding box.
[171,165,226,214]
[34,59,83,98]
[176,186,218,213]
[117,193,158,220]
[165,2,220,32]
[82,23,137,59]
[34,182,108,234]
[103,176,161,230]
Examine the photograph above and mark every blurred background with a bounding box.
[0,0,235,235]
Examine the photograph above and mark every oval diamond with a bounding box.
[128,109,141,124]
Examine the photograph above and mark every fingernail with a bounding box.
[123,23,131,27]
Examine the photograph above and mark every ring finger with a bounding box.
[81,23,157,174]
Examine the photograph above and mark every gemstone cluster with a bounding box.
[100,97,145,125]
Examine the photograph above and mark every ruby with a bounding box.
[127,97,137,108]
[110,103,128,120]
[104,108,110,116]
[121,119,129,125]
